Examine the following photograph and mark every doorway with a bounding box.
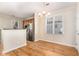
[23,17,35,42]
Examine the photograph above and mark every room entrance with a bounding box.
[23,17,35,41]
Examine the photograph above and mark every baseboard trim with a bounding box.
[36,39,75,48]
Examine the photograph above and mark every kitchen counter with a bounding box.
[1,29,27,53]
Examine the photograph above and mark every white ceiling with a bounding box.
[0,2,76,18]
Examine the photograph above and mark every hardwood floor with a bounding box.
[0,40,78,56]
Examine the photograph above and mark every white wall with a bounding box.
[76,3,79,33]
[0,14,20,29]
[76,3,79,52]
[35,5,77,47]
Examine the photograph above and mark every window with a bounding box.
[54,16,64,34]
[46,15,64,34]
[46,16,53,34]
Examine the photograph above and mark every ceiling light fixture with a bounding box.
[38,2,51,17]
[38,11,51,17]
[38,12,42,16]
[42,11,46,15]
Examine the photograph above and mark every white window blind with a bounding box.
[54,16,64,34]
[46,15,64,34]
